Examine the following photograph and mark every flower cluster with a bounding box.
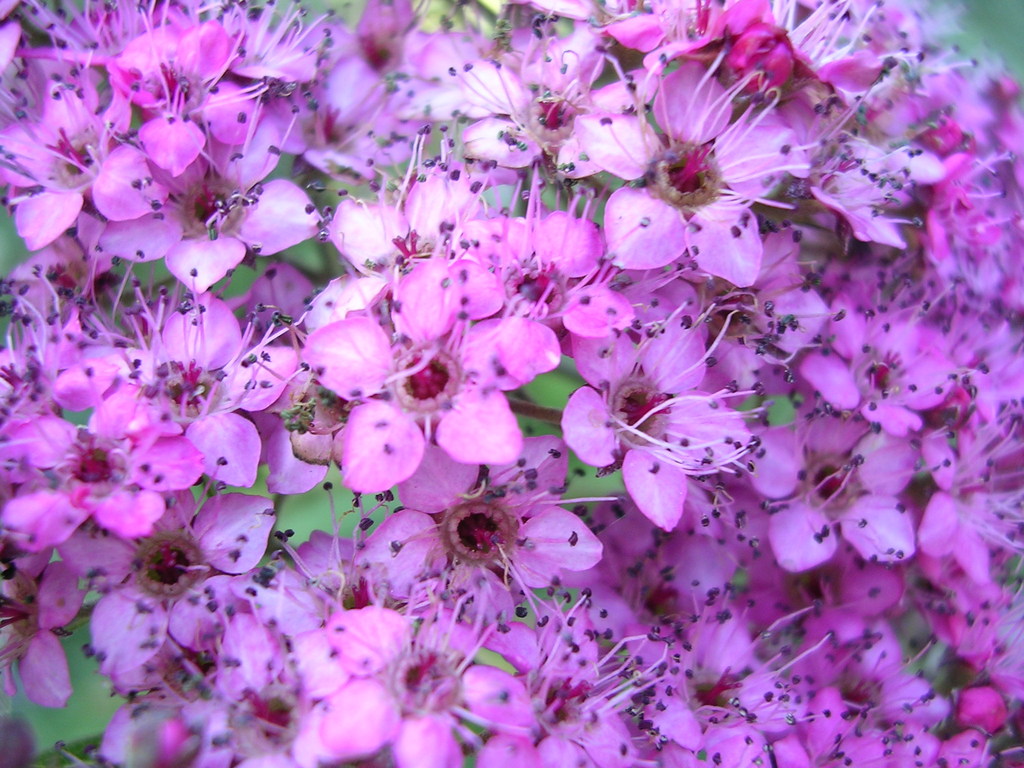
[1,0,1023,766]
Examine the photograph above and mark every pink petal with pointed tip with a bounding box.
[15,191,83,251]
[562,387,617,467]
[94,489,165,539]
[572,114,650,180]
[918,490,957,557]
[3,490,89,551]
[623,450,687,531]
[462,666,535,729]
[218,612,281,699]
[166,236,246,294]
[768,503,838,572]
[139,117,204,176]
[492,317,562,387]
[436,390,521,466]
[194,493,275,573]
[98,215,182,262]
[159,296,238,371]
[563,285,634,338]
[177,20,235,79]
[186,412,261,487]
[53,357,121,411]
[21,632,72,708]
[865,402,922,437]
[655,62,729,143]
[37,562,85,629]
[265,422,328,494]
[91,590,168,677]
[342,401,424,493]
[325,606,409,674]
[689,204,763,287]
[321,679,400,759]
[605,188,685,269]
[93,145,167,221]
[800,352,860,410]
[536,211,603,276]
[304,317,392,399]
[294,629,349,699]
[397,444,478,513]
[840,496,916,563]
[359,511,440,597]
[237,180,318,255]
[393,716,461,768]
[639,321,706,393]
[394,258,459,342]
[131,436,205,492]
[518,507,603,586]
[0,22,20,70]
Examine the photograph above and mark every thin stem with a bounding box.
[508,397,563,425]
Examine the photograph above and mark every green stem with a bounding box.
[508,397,563,425]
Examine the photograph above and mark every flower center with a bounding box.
[694,670,742,708]
[163,360,218,418]
[75,449,114,484]
[135,531,204,598]
[52,127,97,188]
[395,351,460,413]
[440,501,519,565]
[233,686,299,755]
[391,649,462,714]
[515,270,561,307]
[532,97,576,144]
[867,352,901,392]
[407,358,450,400]
[183,183,248,240]
[612,379,671,445]
[71,436,125,485]
[650,144,722,211]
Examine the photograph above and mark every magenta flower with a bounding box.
[565,61,808,285]
[358,438,602,593]
[68,491,275,686]
[563,321,752,530]
[303,258,545,492]
[0,558,83,707]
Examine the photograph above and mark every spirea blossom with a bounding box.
[1,0,1024,765]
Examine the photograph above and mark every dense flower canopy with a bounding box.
[1,0,1023,766]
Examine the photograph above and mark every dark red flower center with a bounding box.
[618,389,671,428]
[396,351,460,413]
[694,671,742,708]
[147,541,191,585]
[405,355,451,401]
[613,379,672,446]
[651,144,722,210]
[136,532,204,598]
[517,272,555,304]
[392,649,461,713]
[537,99,571,131]
[441,501,519,565]
[667,145,716,197]
[75,447,114,484]
[813,464,844,500]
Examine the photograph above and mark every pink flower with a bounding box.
[565,61,808,285]
[358,438,602,593]
[563,321,752,530]
[0,558,83,707]
[303,258,539,492]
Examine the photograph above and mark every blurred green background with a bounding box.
[2,0,1024,760]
